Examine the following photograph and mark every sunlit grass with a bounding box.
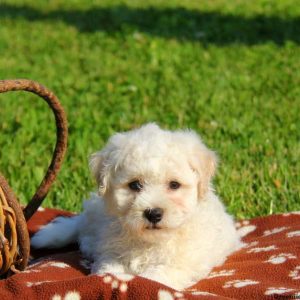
[0,0,299,219]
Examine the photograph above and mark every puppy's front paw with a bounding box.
[140,268,187,291]
[91,261,126,275]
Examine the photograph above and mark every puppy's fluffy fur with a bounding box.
[31,123,241,290]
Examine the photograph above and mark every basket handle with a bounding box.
[0,79,68,221]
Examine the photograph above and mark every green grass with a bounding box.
[0,0,299,219]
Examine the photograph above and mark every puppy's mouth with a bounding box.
[145,224,162,230]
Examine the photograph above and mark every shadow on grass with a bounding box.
[1,3,300,45]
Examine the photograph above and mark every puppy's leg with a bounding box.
[31,215,82,249]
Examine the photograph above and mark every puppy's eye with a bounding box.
[169,181,181,190]
[128,180,143,192]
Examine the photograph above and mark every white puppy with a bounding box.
[31,123,241,290]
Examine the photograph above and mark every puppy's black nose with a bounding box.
[143,208,164,224]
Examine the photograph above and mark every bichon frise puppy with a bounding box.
[31,123,241,290]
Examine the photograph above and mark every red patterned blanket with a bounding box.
[1,209,299,299]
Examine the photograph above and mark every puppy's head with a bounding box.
[90,123,217,242]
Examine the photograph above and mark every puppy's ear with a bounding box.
[186,134,218,199]
[196,148,218,199]
[89,133,126,195]
[89,151,110,195]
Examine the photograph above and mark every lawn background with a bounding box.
[0,0,299,219]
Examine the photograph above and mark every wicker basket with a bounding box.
[0,79,68,277]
